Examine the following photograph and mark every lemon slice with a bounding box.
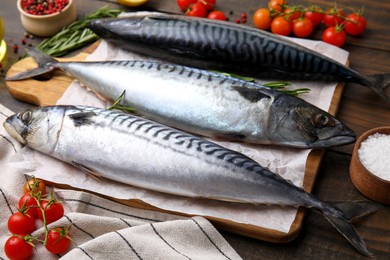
[117,0,149,7]
[0,17,4,40]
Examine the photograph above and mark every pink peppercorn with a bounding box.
[20,0,69,16]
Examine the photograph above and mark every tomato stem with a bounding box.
[33,194,50,246]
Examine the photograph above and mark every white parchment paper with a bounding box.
[11,37,348,233]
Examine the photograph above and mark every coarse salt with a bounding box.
[358,132,390,181]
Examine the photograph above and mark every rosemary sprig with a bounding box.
[36,6,122,57]
[107,91,137,113]
[214,71,311,96]
[263,81,311,96]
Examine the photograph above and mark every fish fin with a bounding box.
[72,161,103,182]
[212,133,246,141]
[68,112,97,127]
[147,14,181,21]
[330,200,383,221]
[6,48,58,81]
[232,86,271,102]
[321,204,374,257]
[367,73,390,102]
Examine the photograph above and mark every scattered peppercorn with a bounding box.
[13,44,19,53]
[235,18,241,23]
[241,12,247,23]
[21,38,27,45]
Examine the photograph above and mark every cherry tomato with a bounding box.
[271,16,292,36]
[186,3,207,17]
[207,10,226,21]
[323,8,345,27]
[292,17,313,38]
[253,8,272,30]
[23,178,46,196]
[18,193,39,218]
[344,13,367,36]
[38,200,64,224]
[8,211,36,236]
[304,6,324,27]
[45,227,71,254]
[268,0,286,12]
[283,7,301,23]
[322,26,346,47]
[4,236,34,260]
[197,0,215,12]
[177,0,197,12]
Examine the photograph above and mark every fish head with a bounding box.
[87,13,159,38]
[3,106,64,152]
[270,97,356,148]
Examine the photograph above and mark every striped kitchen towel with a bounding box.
[0,104,242,259]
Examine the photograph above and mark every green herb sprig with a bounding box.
[215,71,310,96]
[36,6,122,57]
[108,91,137,113]
[263,82,311,96]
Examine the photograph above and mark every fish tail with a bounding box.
[366,73,390,102]
[320,200,381,257]
[6,48,58,81]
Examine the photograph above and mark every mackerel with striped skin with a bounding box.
[87,12,390,101]
[3,105,376,256]
[6,48,355,149]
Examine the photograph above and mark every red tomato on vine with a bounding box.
[253,8,272,30]
[45,227,72,254]
[177,0,197,12]
[197,0,216,12]
[293,17,313,38]
[207,10,226,20]
[344,13,367,36]
[186,3,207,17]
[323,8,345,27]
[18,193,39,218]
[271,16,292,36]
[322,26,346,47]
[268,0,286,12]
[8,211,36,235]
[4,235,34,260]
[304,6,324,27]
[38,199,65,224]
[283,7,301,23]
[23,178,46,196]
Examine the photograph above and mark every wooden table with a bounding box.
[1,0,389,259]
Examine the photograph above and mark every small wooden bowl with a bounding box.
[17,0,77,37]
[350,126,390,205]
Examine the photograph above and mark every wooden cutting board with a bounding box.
[5,43,345,243]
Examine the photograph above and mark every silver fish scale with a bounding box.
[57,106,302,204]
[2,105,374,256]
[60,60,274,142]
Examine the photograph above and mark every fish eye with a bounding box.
[18,110,33,124]
[313,114,329,127]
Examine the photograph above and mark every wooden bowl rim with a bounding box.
[352,126,390,184]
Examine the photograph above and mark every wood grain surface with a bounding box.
[1,0,390,259]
